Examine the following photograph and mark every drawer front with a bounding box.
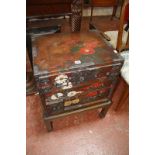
[35,64,121,95]
[35,64,121,116]
[44,83,111,106]
[39,77,112,97]
[44,87,110,115]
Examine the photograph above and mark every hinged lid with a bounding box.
[32,32,123,77]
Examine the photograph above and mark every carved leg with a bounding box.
[111,5,117,20]
[45,120,53,132]
[99,105,110,118]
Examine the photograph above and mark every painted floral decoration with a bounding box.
[80,48,95,55]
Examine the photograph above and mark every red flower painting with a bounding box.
[79,41,99,55]
[80,48,95,55]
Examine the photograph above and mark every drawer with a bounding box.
[44,86,110,115]
[35,64,121,94]
[45,85,111,105]
[39,76,112,95]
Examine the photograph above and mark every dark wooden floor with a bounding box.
[26,16,128,155]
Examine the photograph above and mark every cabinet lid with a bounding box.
[32,32,123,76]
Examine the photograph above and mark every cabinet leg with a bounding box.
[45,120,53,132]
[99,106,110,118]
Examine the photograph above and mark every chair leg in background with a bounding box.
[90,6,94,22]
[115,85,129,111]
[111,5,117,20]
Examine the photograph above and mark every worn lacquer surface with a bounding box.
[32,32,123,116]
[33,32,122,75]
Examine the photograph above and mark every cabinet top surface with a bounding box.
[32,32,123,76]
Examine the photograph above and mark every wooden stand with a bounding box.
[99,105,110,118]
[44,100,111,132]
[31,31,123,132]
[44,120,53,132]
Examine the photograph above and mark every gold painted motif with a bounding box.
[72,98,80,104]
[64,101,72,106]
[64,98,80,106]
